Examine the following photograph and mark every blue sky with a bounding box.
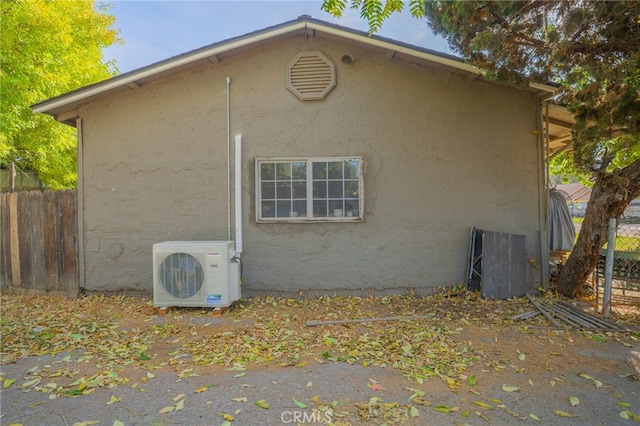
[101,0,451,74]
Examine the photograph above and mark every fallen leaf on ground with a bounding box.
[255,400,270,409]
[159,406,174,414]
[474,401,493,410]
[410,405,420,417]
[106,395,121,405]
[368,380,385,391]
[554,409,578,417]
[194,385,214,393]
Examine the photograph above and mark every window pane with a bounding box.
[261,163,274,180]
[276,163,290,180]
[313,181,326,198]
[276,201,291,218]
[293,182,306,199]
[292,162,306,180]
[293,200,307,216]
[328,181,343,198]
[329,200,344,214]
[345,200,359,217]
[262,201,275,218]
[276,182,291,199]
[344,181,358,198]
[313,200,328,217]
[327,162,343,179]
[313,162,326,179]
[261,182,275,199]
[344,161,360,179]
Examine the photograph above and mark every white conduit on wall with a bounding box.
[226,77,231,241]
[225,78,243,257]
[235,134,243,255]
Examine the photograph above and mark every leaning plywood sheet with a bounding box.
[467,228,526,299]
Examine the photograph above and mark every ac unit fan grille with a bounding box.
[157,252,204,299]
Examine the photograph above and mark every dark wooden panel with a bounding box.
[9,192,20,287]
[43,190,58,291]
[481,230,526,299]
[0,193,10,287]
[29,191,47,291]
[58,190,78,297]
[17,192,32,289]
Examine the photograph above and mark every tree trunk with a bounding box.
[556,158,640,298]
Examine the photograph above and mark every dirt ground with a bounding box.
[1,290,639,425]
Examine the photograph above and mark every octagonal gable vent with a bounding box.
[286,51,336,100]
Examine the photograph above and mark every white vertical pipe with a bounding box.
[234,134,243,254]
[602,218,616,318]
[226,77,231,241]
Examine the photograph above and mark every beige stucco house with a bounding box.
[33,16,570,297]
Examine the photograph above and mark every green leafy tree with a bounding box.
[1,0,119,189]
[322,0,640,297]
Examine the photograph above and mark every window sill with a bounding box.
[256,217,363,224]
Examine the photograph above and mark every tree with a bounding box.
[1,0,119,189]
[322,0,640,297]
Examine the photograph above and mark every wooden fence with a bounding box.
[0,190,78,297]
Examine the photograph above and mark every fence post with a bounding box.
[602,218,616,318]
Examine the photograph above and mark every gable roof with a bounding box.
[32,14,572,150]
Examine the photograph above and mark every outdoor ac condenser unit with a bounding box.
[152,241,240,308]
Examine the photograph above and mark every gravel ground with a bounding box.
[1,293,639,426]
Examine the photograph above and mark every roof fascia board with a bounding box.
[529,82,559,97]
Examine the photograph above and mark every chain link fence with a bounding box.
[594,218,640,310]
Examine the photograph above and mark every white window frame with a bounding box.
[255,157,363,223]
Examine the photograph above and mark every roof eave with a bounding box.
[32,16,558,122]
[32,19,311,120]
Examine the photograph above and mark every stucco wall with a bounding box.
[80,36,544,295]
